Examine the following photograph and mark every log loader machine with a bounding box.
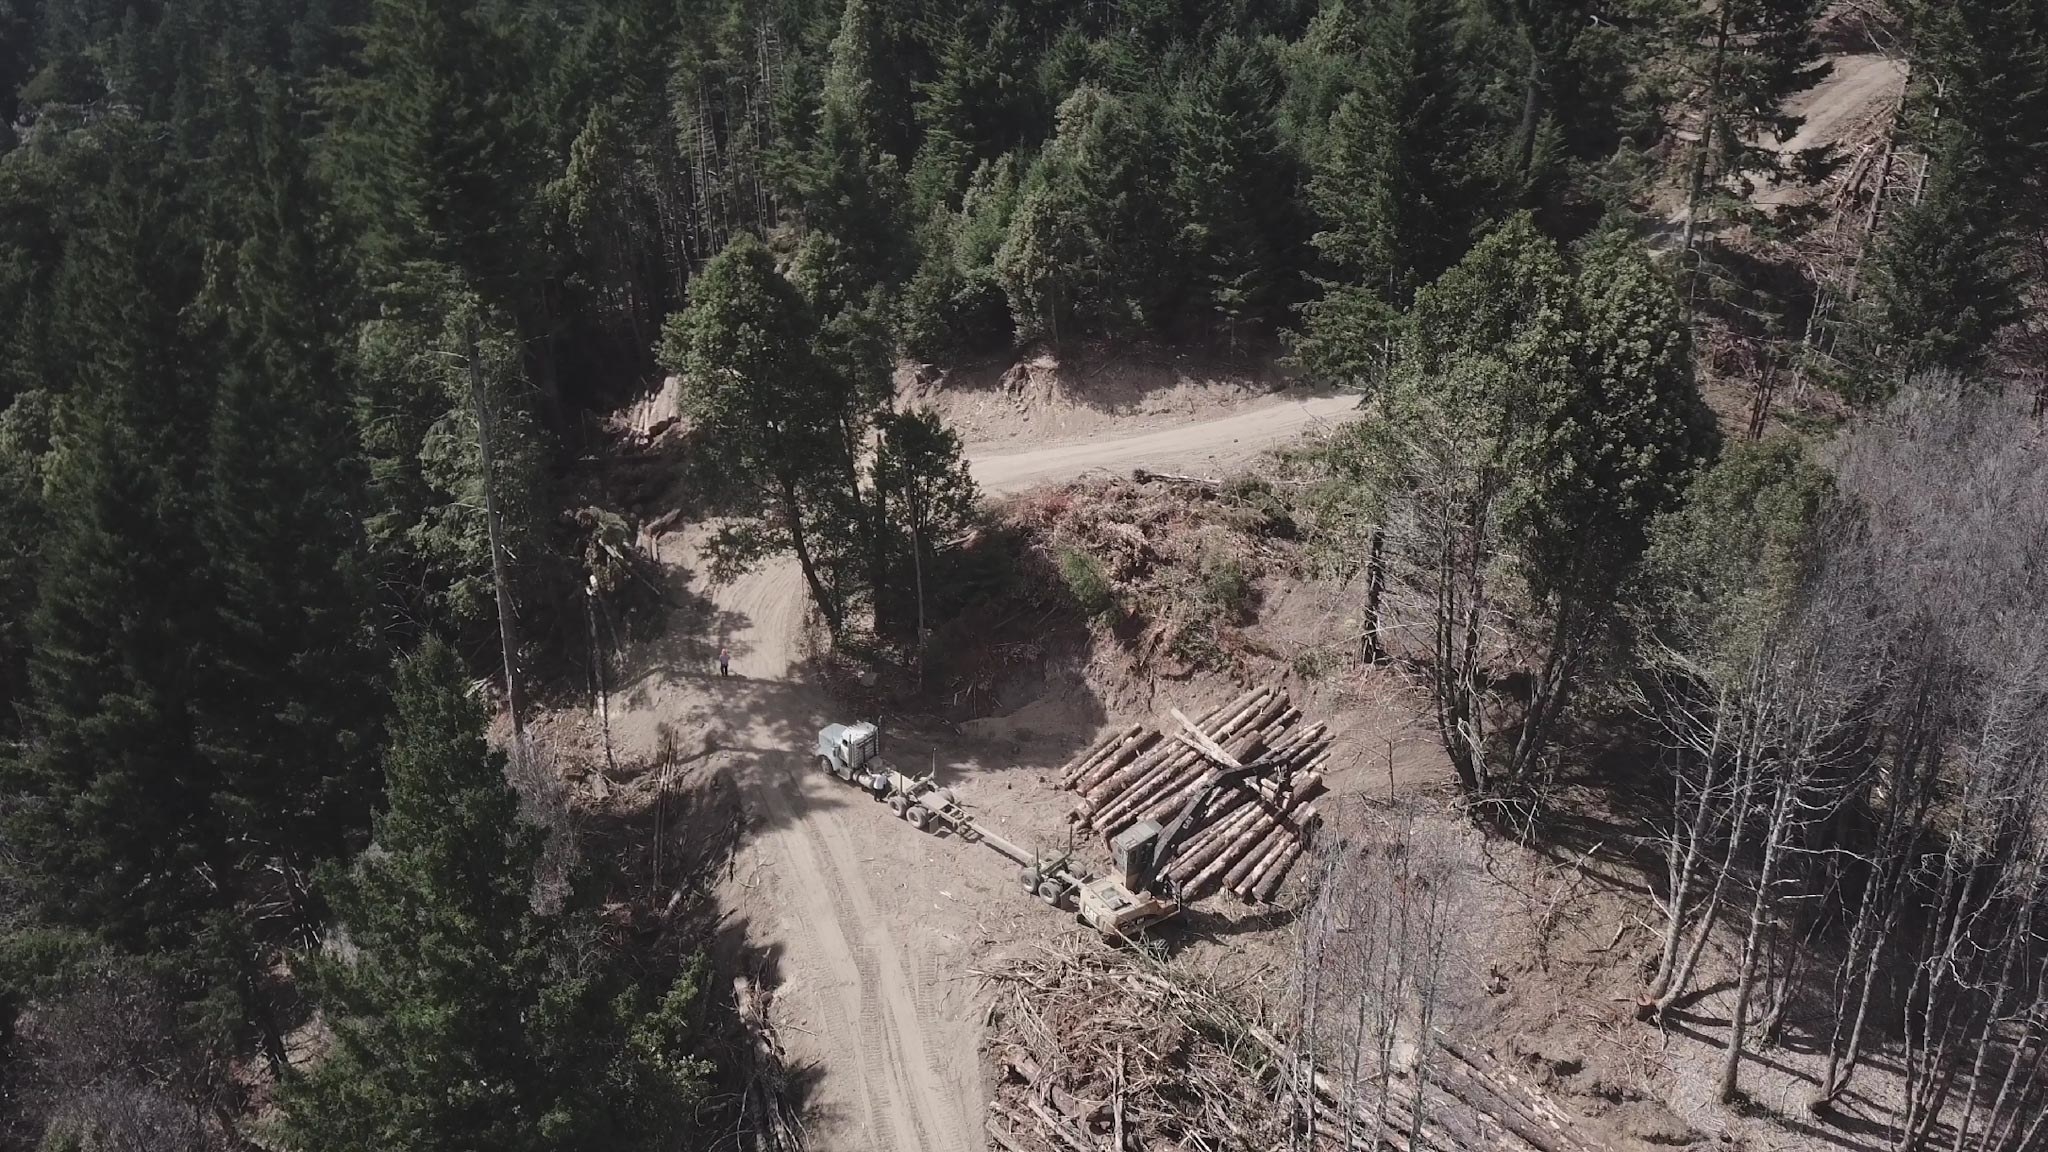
[814,720,1267,937]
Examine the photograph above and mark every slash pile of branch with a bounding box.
[982,944,1608,1152]
[1053,687,1328,903]
[733,975,807,1152]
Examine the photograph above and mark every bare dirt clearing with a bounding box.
[600,389,1359,1152]
[1757,51,1908,209]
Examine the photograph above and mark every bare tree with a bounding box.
[1716,509,1888,1103]
[1298,809,1470,1147]
[1641,377,2048,1126]
[1823,379,2048,1139]
[16,961,235,1152]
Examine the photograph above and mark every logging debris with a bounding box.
[983,943,1611,1152]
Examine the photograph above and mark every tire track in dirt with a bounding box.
[810,803,964,1150]
[747,755,916,1149]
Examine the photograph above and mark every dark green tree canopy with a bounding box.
[282,639,710,1152]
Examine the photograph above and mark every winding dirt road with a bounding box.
[625,390,1355,1152]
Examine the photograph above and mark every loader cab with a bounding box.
[1075,875,1178,937]
[1111,820,1164,894]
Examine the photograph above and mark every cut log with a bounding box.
[1070,727,1157,793]
[1223,823,1288,892]
[1252,841,1305,902]
[1092,758,1199,833]
[1234,832,1294,900]
[1206,790,1321,895]
[1186,819,1277,897]
[1085,693,1274,823]
[1076,692,1252,804]
[1131,719,1280,828]
[984,1118,1030,1152]
[1166,772,1322,887]
[1078,740,1184,814]
[1057,723,1137,789]
[1110,721,1273,835]
[1166,798,1268,884]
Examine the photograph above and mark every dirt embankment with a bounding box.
[899,347,1308,451]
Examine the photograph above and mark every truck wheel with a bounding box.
[889,795,910,817]
[1019,866,1040,893]
[1037,879,1066,907]
[817,756,835,777]
[905,805,932,831]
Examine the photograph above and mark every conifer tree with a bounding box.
[1297,0,1500,386]
[199,88,385,907]
[4,141,222,954]
[282,639,711,1152]
[1667,0,1829,252]
[909,8,1035,216]
[352,293,551,649]
[0,389,50,742]
[1910,0,2048,224]
[324,0,538,298]
[900,157,1020,355]
[1480,0,1634,189]
[659,233,854,635]
[1865,0,2046,375]
[1866,153,2021,377]
[1278,0,1370,170]
[997,85,1172,341]
[796,0,910,295]
[1169,36,1300,346]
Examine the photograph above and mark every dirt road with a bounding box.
[618,390,1356,1152]
[970,391,1357,495]
[1757,52,1908,207]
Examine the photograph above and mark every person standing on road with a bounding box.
[719,647,730,677]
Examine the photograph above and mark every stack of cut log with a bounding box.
[1052,687,1328,904]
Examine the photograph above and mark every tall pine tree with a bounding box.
[282,639,711,1152]
[5,134,222,956]
[1297,0,1501,386]
[1169,36,1301,347]
[1866,0,2047,375]
[199,86,386,917]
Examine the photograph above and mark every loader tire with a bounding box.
[904,805,932,831]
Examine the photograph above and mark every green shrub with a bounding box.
[1292,646,1337,680]
[1200,552,1253,621]
[1221,474,1298,538]
[1170,619,1222,667]
[1057,547,1115,617]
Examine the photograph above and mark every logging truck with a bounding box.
[814,721,1182,937]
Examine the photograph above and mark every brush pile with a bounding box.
[1052,686,1328,904]
[984,944,1608,1152]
